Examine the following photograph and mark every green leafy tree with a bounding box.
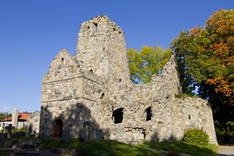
[127,45,172,84]
[171,9,234,105]
[0,113,11,120]
[171,9,234,144]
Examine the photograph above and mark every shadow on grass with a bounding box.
[41,139,166,156]
[138,140,217,156]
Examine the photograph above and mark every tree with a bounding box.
[171,9,234,105]
[171,9,234,144]
[127,45,172,84]
[0,113,11,120]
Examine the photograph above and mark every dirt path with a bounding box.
[215,146,234,156]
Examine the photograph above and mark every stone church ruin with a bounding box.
[39,15,217,144]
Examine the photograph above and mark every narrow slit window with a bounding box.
[145,106,152,121]
[100,93,105,99]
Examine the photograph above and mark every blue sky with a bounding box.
[0,1,233,113]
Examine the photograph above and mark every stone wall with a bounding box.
[26,112,40,136]
[39,15,217,145]
[172,98,217,144]
[96,54,182,144]
[76,15,130,83]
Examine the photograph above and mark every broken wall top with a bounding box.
[76,15,130,83]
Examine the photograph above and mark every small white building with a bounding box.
[0,113,30,131]
[0,120,11,131]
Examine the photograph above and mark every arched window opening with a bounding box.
[146,106,152,121]
[112,108,124,124]
[188,114,191,120]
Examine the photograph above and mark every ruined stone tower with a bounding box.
[76,15,130,83]
[39,15,217,145]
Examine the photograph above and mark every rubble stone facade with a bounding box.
[26,112,40,136]
[39,15,217,145]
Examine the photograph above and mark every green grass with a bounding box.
[40,138,165,156]
[10,135,37,140]
[138,140,218,156]
[6,137,218,156]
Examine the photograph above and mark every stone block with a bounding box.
[0,139,15,148]
[62,129,70,142]
[17,139,41,149]
[96,129,103,140]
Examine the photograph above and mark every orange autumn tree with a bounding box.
[171,9,234,105]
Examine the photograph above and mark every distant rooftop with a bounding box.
[1,113,30,122]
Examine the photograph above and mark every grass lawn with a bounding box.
[39,138,218,156]
[40,138,165,156]
[138,140,218,156]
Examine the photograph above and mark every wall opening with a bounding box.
[116,78,122,82]
[94,23,98,31]
[142,129,146,139]
[61,58,64,61]
[52,119,63,137]
[145,106,152,121]
[188,114,191,119]
[100,93,105,99]
[158,70,162,75]
[112,108,124,124]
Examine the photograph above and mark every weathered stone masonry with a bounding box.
[39,15,217,145]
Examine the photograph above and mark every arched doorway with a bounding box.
[52,119,63,137]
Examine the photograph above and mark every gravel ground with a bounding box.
[215,146,234,156]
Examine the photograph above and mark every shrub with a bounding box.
[12,127,26,133]
[183,128,209,145]
[175,93,198,98]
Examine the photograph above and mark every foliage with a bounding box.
[127,45,172,84]
[197,82,234,144]
[175,93,198,98]
[40,139,165,156]
[0,113,11,120]
[139,140,217,156]
[171,9,234,105]
[12,127,26,133]
[0,128,5,133]
[183,128,209,145]
[0,127,26,133]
